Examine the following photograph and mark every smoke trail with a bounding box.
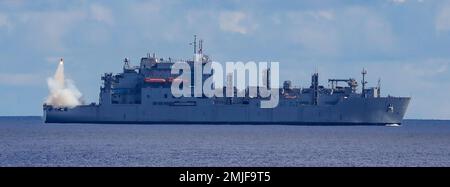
[45,59,83,108]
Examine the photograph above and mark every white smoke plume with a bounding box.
[45,59,83,108]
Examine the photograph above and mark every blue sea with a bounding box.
[0,117,449,167]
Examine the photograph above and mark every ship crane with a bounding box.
[328,79,357,89]
[122,58,139,71]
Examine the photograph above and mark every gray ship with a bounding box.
[43,38,410,125]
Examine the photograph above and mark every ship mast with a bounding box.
[377,78,381,97]
[312,72,319,105]
[191,35,201,62]
[361,68,367,98]
[193,35,197,54]
[198,39,203,54]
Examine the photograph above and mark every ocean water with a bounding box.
[0,117,449,167]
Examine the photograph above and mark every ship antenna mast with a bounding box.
[198,39,203,54]
[193,35,197,55]
[312,72,319,105]
[377,78,381,97]
[377,78,381,89]
[361,68,367,98]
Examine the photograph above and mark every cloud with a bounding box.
[397,59,450,119]
[219,11,254,34]
[396,59,449,119]
[390,0,407,4]
[388,0,424,4]
[129,1,161,19]
[90,4,114,25]
[0,0,24,8]
[285,10,339,56]
[0,13,12,30]
[312,10,335,21]
[283,7,396,57]
[19,10,86,51]
[403,58,449,77]
[436,2,450,33]
[128,1,178,41]
[15,4,115,52]
[0,73,44,86]
[362,11,395,50]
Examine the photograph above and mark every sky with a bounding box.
[0,0,450,119]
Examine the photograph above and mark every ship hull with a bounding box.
[43,97,410,125]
